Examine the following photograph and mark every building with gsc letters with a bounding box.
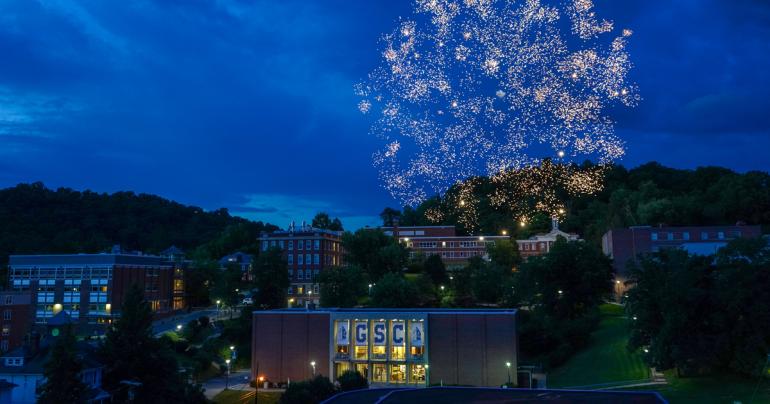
[252,308,517,388]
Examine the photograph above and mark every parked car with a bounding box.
[241,297,253,305]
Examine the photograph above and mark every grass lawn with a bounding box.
[547,304,649,388]
[628,371,770,404]
[212,389,282,404]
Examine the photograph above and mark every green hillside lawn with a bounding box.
[629,371,770,404]
[548,304,649,388]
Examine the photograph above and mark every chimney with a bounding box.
[551,217,559,232]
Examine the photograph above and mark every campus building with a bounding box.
[258,222,344,307]
[251,309,518,388]
[515,219,580,260]
[8,251,180,334]
[0,292,33,354]
[380,226,508,269]
[602,224,762,297]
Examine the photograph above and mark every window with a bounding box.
[683,232,690,240]
[298,240,304,250]
[313,269,319,278]
[718,231,725,239]
[279,240,285,249]
[262,241,268,251]
[288,269,293,278]
[651,233,658,241]
[459,241,477,248]
[270,240,276,247]
[354,346,368,360]
[305,254,311,266]
[288,240,294,250]
[313,254,320,265]
[0,340,7,352]
[667,232,673,241]
[1,326,7,336]
[298,254,304,265]
[288,255,294,265]
[390,364,407,383]
[313,284,319,294]
[372,364,387,383]
[702,232,709,240]
[410,364,426,383]
[314,240,320,250]
[306,240,312,250]
[3,310,11,321]
[3,296,12,305]
[297,270,304,280]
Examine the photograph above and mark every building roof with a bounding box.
[323,386,667,404]
[0,338,102,375]
[219,252,253,266]
[254,308,517,315]
[9,253,169,267]
[160,245,185,257]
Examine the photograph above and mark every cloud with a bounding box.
[232,193,379,230]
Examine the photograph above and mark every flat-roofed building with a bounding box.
[0,292,33,353]
[380,226,508,269]
[251,308,518,388]
[258,222,344,307]
[8,252,177,334]
[515,219,581,260]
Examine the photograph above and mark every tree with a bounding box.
[626,239,770,377]
[279,375,336,404]
[254,247,290,309]
[486,239,522,271]
[312,212,344,231]
[423,254,448,286]
[342,229,408,280]
[337,369,368,391]
[379,207,401,226]
[370,273,419,308]
[100,284,207,403]
[38,326,88,404]
[212,262,244,313]
[318,266,366,307]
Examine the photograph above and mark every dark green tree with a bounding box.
[312,212,344,231]
[342,229,408,280]
[212,262,244,313]
[38,326,88,404]
[254,247,290,309]
[318,266,367,307]
[337,369,368,391]
[423,254,448,286]
[486,239,522,270]
[279,375,336,404]
[370,273,419,308]
[379,207,401,226]
[100,284,207,403]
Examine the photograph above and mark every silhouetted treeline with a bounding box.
[0,182,273,264]
[389,162,770,242]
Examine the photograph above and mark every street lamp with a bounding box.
[176,324,182,332]
[225,359,231,389]
[310,361,316,376]
[368,284,373,295]
[440,285,445,291]
[505,362,511,386]
[216,300,221,319]
[425,364,430,387]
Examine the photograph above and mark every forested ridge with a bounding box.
[0,182,273,265]
[392,162,770,242]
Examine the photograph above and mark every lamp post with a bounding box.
[310,361,316,376]
[505,362,511,386]
[216,300,221,320]
[425,364,430,387]
[368,284,373,295]
[225,359,231,389]
[176,324,182,333]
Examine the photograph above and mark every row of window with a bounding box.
[289,284,319,295]
[263,239,341,252]
[334,362,427,384]
[288,269,320,280]
[406,241,491,249]
[650,231,737,241]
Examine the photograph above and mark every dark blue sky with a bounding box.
[1,0,769,230]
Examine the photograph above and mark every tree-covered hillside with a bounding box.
[385,162,770,242]
[0,182,275,264]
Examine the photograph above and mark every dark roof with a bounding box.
[322,387,667,404]
[47,311,75,326]
[254,308,517,315]
[9,253,169,267]
[219,252,253,266]
[161,245,185,256]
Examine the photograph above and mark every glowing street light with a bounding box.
[225,359,231,389]
[310,361,316,376]
[505,362,512,385]
[176,324,182,332]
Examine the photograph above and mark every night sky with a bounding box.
[1,0,769,230]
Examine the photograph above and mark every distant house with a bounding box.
[515,219,581,260]
[219,252,254,281]
[0,312,109,404]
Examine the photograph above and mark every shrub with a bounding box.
[279,375,336,404]
[337,370,368,391]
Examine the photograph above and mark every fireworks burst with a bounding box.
[357,0,638,218]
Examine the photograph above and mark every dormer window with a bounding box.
[4,357,23,366]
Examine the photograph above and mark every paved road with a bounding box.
[203,368,252,399]
[152,308,219,336]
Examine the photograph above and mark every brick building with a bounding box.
[0,292,33,353]
[258,222,344,307]
[252,308,518,388]
[515,219,581,260]
[603,224,763,297]
[8,251,182,334]
[380,226,508,269]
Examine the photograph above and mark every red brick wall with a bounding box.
[252,312,330,384]
[428,313,517,387]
